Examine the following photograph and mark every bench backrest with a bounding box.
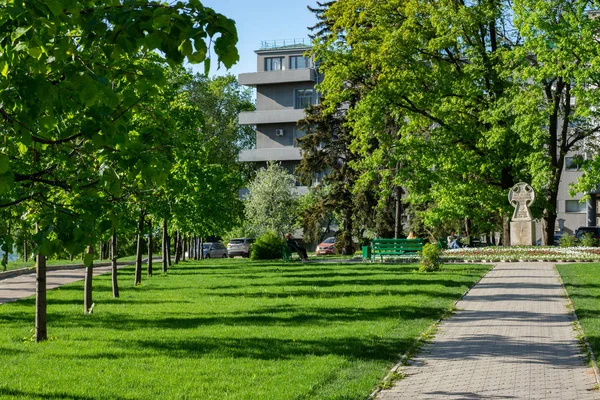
[372,238,424,252]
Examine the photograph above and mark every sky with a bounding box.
[189,0,320,78]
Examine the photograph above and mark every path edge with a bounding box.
[368,262,496,399]
[553,263,600,389]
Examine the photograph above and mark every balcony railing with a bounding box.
[260,38,311,50]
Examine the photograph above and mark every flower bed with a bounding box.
[442,247,600,262]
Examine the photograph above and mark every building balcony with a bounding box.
[239,147,302,162]
[238,68,316,86]
[239,109,306,125]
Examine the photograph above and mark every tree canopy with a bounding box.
[305,0,600,243]
[0,0,240,258]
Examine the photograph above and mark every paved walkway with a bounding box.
[377,262,600,400]
[0,265,114,305]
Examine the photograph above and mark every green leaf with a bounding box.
[80,85,98,106]
[0,61,8,78]
[83,252,94,268]
[0,154,8,174]
[178,39,193,57]
[11,26,30,42]
[152,14,171,30]
[0,173,14,194]
[45,0,63,16]
[27,47,43,59]
[39,115,57,131]
[204,58,210,75]
[17,143,28,155]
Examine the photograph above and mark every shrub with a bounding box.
[558,233,577,247]
[580,232,598,247]
[419,243,442,272]
[250,231,286,260]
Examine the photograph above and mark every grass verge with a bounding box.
[556,263,600,365]
[0,259,489,399]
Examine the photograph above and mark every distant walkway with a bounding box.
[377,262,600,400]
[0,265,115,305]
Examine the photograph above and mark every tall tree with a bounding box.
[507,0,600,243]
[309,0,534,241]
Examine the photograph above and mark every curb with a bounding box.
[553,264,600,388]
[368,262,496,399]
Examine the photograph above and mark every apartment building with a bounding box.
[238,39,319,195]
[554,155,600,234]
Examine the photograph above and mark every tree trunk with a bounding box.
[502,213,510,246]
[182,235,187,261]
[23,239,27,263]
[147,218,153,277]
[134,210,145,286]
[190,236,194,260]
[99,242,104,261]
[2,221,10,266]
[162,218,168,273]
[343,205,355,255]
[464,218,472,237]
[167,230,172,267]
[174,230,180,264]
[35,248,47,342]
[394,186,402,239]
[84,245,93,314]
[111,229,119,298]
[200,237,204,260]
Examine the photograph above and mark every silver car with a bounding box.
[202,242,228,259]
[227,238,255,258]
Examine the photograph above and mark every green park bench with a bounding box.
[282,245,300,262]
[363,238,424,262]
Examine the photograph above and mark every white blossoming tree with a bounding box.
[245,163,299,238]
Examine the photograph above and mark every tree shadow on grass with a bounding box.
[0,387,128,400]
[198,288,461,300]
[99,335,416,363]
[241,277,471,289]
[43,304,446,332]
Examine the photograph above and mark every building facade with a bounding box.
[238,39,319,195]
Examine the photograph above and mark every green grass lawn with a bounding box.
[0,259,489,399]
[556,263,600,358]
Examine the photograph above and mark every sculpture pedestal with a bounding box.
[510,221,536,246]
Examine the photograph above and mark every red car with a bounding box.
[316,237,336,255]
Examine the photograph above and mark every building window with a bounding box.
[265,57,284,71]
[565,156,583,171]
[290,56,310,69]
[566,200,586,213]
[294,89,315,109]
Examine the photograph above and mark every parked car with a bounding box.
[226,238,255,258]
[575,227,600,240]
[316,237,336,255]
[202,242,228,259]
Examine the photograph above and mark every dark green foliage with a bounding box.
[250,231,286,260]
[419,243,442,272]
[558,233,577,248]
[579,233,597,247]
